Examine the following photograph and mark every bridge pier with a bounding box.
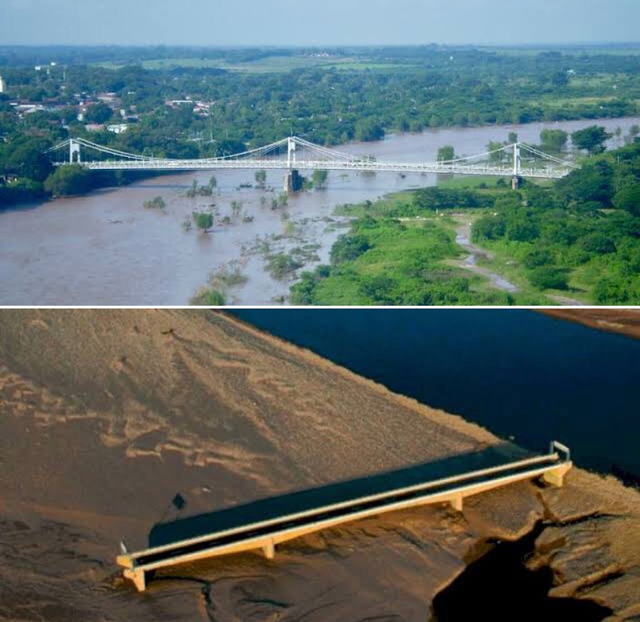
[511,175,523,190]
[285,169,304,193]
[124,568,147,592]
[263,539,276,560]
[450,494,464,512]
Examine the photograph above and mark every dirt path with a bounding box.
[453,219,587,306]
[453,220,519,294]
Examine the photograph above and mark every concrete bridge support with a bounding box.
[285,169,304,192]
[263,539,276,560]
[542,463,571,488]
[450,494,464,512]
[124,568,147,592]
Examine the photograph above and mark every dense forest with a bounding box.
[2,45,640,205]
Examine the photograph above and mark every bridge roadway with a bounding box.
[77,158,571,179]
[117,442,572,591]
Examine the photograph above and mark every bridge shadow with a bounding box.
[149,442,529,548]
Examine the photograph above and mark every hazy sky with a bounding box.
[2,0,639,47]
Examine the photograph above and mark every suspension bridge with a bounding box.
[48,136,579,191]
[117,441,572,592]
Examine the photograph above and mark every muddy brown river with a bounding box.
[1,117,638,305]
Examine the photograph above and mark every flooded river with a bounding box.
[1,117,638,305]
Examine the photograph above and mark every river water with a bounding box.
[1,117,638,306]
[231,309,640,479]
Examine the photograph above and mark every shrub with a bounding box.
[330,234,371,265]
[472,216,506,242]
[190,288,226,306]
[266,253,303,280]
[44,165,93,196]
[523,248,555,269]
[579,233,616,255]
[144,196,166,209]
[528,266,569,290]
[613,184,640,216]
[193,211,214,231]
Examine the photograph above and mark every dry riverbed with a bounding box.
[0,309,638,621]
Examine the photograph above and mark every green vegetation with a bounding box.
[143,196,166,209]
[571,126,612,155]
[312,169,329,189]
[266,252,303,280]
[190,288,226,306]
[2,44,640,207]
[294,137,640,305]
[192,211,214,231]
[291,215,520,306]
[469,141,640,303]
[44,164,93,196]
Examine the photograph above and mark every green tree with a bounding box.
[186,179,198,198]
[613,184,640,216]
[437,146,455,162]
[312,169,329,189]
[571,126,612,155]
[523,248,555,269]
[254,169,267,186]
[551,71,569,88]
[330,234,371,265]
[487,141,506,163]
[85,102,113,124]
[528,266,569,290]
[540,129,568,152]
[231,200,243,217]
[579,233,616,255]
[44,165,93,196]
[6,140,53,182]
[193,211,214,231]
[354,119,385,142]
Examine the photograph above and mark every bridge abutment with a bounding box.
[542,464,571,488]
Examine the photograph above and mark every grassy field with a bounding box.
[96,55,407,73]
[292,180,557,305]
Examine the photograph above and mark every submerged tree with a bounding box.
[193,211,214,232]
[312,169,329,189]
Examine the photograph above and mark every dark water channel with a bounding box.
[231,309,640,479]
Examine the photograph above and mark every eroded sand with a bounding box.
[0,310,638,621]
[541,309,640,341]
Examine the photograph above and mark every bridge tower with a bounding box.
[511,143,522,190]
[285,137,303,192]
[69,139,81,164]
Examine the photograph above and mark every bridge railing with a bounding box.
[117,443,572,591]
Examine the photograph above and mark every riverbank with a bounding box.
[541,309,640,341]
[1,309,639,621]
[292,188,554,305]
[2,116,638,305]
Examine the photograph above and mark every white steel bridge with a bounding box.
[48,136,579,184]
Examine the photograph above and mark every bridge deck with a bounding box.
[118,443,571,591]
[69,159,571,179]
